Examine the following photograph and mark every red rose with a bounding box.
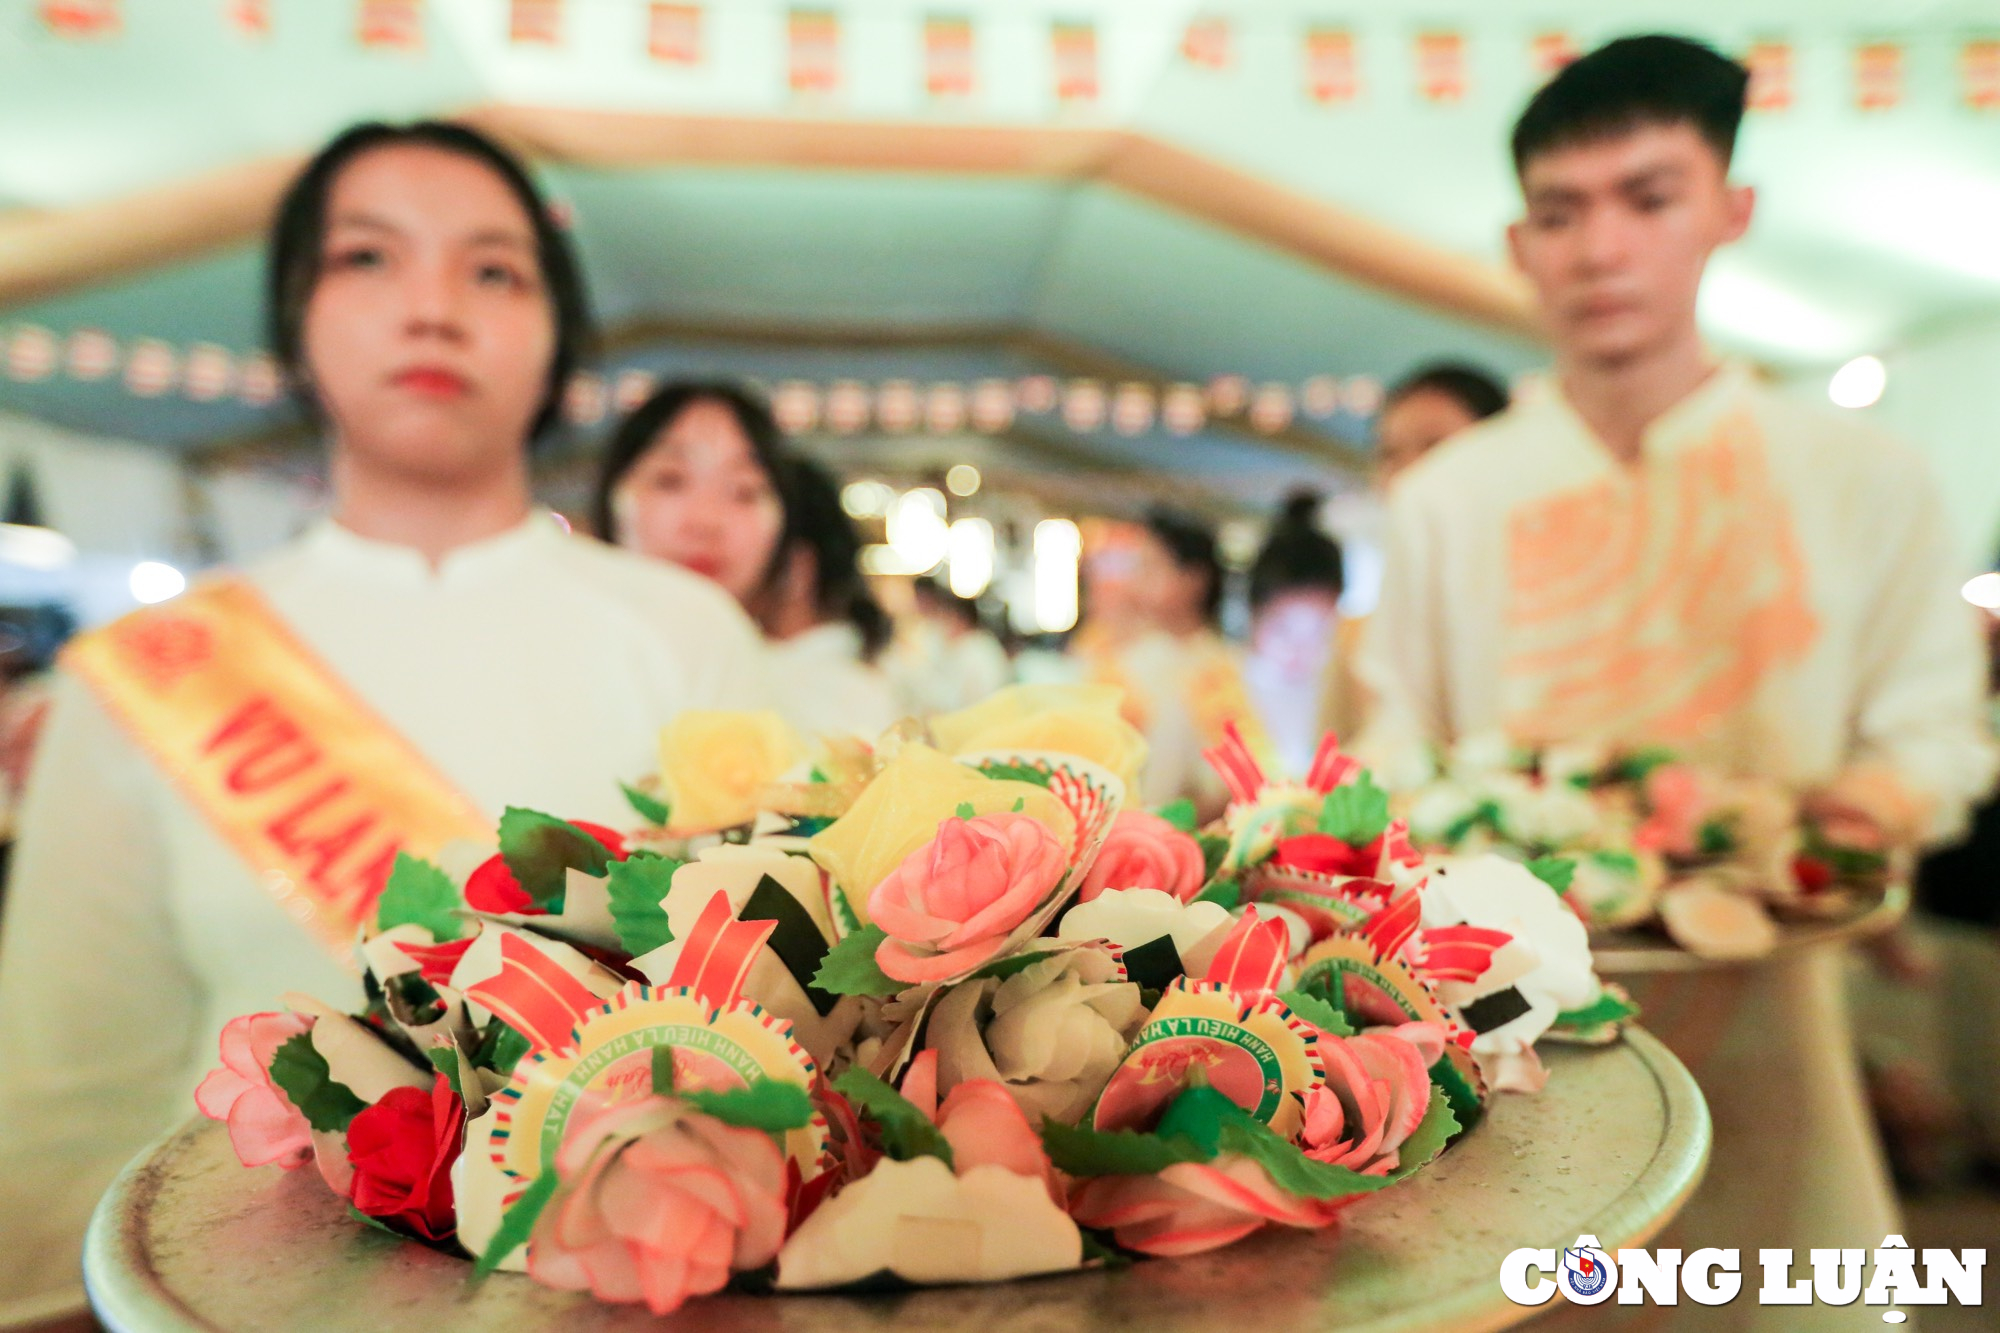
[345,1077,464,1241]
[464,820,628,915]
[1791,855,1834,896]
[1271,832,1382,879]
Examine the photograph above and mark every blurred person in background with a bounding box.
[1243,490,1356,776]
[886,577,1012,719]
[758,455,898,738]
[1374,361,1510,484]
[0,122,769,1327]
[1361,34,1994,1285]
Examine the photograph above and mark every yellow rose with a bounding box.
[809,744,1075,924]
[929,684,1147,797]
[657,710,805,834]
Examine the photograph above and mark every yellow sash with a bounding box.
[64,578,490,962]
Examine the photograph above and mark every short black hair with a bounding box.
[1511,35,1748,175]
[266,120,593,443]
[590,377,792,564]
[780,455,894,662]
[1142,506,1224,627]
[915,577,984,631]
[1249,490,1343,612]
[1384,362,1510,423]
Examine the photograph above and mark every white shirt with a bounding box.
[0,512,770,1320]
[767,622,899,741]
[1358,364,1995,838]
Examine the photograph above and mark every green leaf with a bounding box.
[812,926,904,998]
[973,760,1054,788]
[1697,818,1736,857]
[955,801,977,820]
[1279,987,1356,1037]
[1317,772,1390,846]
[374,854,465,941]
[1386,1087,1461,1181]
[1428,1055,1484,1131]
[498,807,612,910]
[1525,857,1575,895]
[619,782,671,827]
[1040,1117,1210,1177]
[1154,1083,1240,1155]
[1611,747,1677,784]
[425,1045,465,1101]
[476,1019,533,1076]
[1157,799,1199,834]
[267,1031,368,1133]
[1079,1229,1134,1269]
[966,949,1056,983]
[651,1044,676,1094]
[1011,797,1026,813]
[1555,989,1641,1031]
[682,1079,815,1133]
[347,1203,406,1237]
[606,852,680,956]
[474,1170,560,1277]
[1442,798,1503,846]
[1589,849,1640,876]
[1198,833,1230,883]
[830,1068,954,1167]
[1216,1116,1396,1201]
[1193,876,1241,911]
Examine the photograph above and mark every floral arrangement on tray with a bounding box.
[196,687,1629,1316]
[1393,734,1909,962]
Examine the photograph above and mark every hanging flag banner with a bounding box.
[1110,383,1154,436]
[508,0,561,46]
[226,0,270,39]
[1961,36,2000,110]
[1743,38,1794,112]
[5,327,57,383]
[182,344,235,403]
[875,380,920,433]
[647,3,702,64]
[923,13,976,99]
[1415,30,1468,103]
[1299,374,1340,419]
[1249,383,1295,434]
[1529,31,1576,82]
[124,339,178,398]
[1854,39,1904,111]
[924,383,967,433]
[66,328,117,381]
[237,353,282,408]
[787,8,841,97]
[1052,19,1100,105]
[358,0,422,52]
[40,0,119,36]
[1304,27,1359,105]
[1182,16,1230,71]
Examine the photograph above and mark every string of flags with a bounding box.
[0,323,1384,439]
[27,2,2000,114]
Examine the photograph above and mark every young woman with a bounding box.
[1243,491,1357,774]
[0,122,768,1324]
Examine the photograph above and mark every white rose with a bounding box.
[1056,888,1233,961]
[926,945,1145,1125]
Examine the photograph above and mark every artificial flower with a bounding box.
[1076,809,1207,903]
[194,1010,316,1169]
[1056,887,1235,971]
[657,709,804,834]
[809,744,1074,923]
[528,1094,789,1316]
[345,1076,463,1241]
[934,1079,1060,1201]
[926,944,1144,1124]
[929,682,1147,797]
[775,1155,1081,1288]
[1563,849,1665,929]
[1067,1154,1342,1257]
[1300,1024,1443,1174]
[869,812,1069,983]
[463,820,627,915]
[1271,831,1385,879]
[1657,876,1779,961]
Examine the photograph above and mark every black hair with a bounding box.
[1142,506,1224,627]
[266,120,593,443]
[779,455,894,663]
[1249,491,1344,612]
[914,577,984,632]
[1511,35,1748,175]
[1384,362,1510,423]
[590,378,792,563]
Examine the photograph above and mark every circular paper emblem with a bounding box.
[1092,980,1318,1138]
[1293,934,1486,1107]
[490,984,825,1183]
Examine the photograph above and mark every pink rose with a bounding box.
[1635,764,1708,857]
[1077,810,1208,904]
[195,1011,316,1170]
[1300,1024,1442,1175]
[936,1080,1061,1202]
[1067,1155,1341,1257]
[528,1095,789,1316]
[869,813,1068,983]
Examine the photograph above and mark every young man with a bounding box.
[1373,361,1509,484]
[1361,36,1993,1270]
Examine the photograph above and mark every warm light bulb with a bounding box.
[1962,572,2000,610]
[1033,519,1081,633]
[945,463,982,497]
[947,518,994,598]
[1828,355,1887,410]
[130,560,186,604]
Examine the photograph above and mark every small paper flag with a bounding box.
[788,7,841,97]
[923,13,976,99]
[1415,30,1467,103]
[1061,379,1107,432]
[358,0,422,51]
[1052,19,1100,105]
[508,0,561,47]
[124,339,178,398]
[969,379,1014,434]
[647,3,702,64]
[1854,40,1904,112]
[5,327,57,382]
[875,380,919,433]
[1744,39,1794,113]
[1110,383,1154,436]
[1961,37,2000,110]
[64,328,117,381]
[40,0,119,37]
[1304,27,1359,105]
[1182,16,1230,71]
[182,344,235,402]
[1530,31,1576,81]
[226,0,270,38]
